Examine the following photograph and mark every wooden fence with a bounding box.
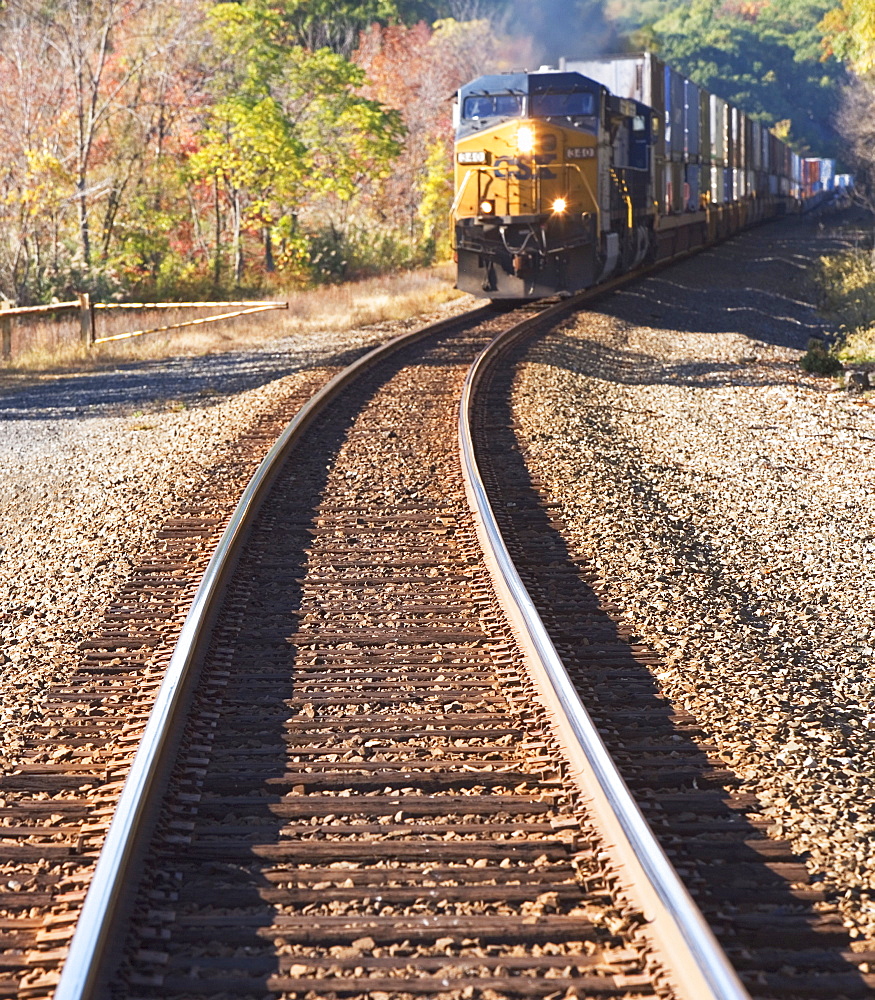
[0,294,288,359]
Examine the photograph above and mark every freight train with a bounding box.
[452,52,835,301]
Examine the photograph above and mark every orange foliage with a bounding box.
[719,0,769,22]
[354,22,455,235]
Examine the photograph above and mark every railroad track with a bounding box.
[471,323,875,999]
[0,364,349,999]
[1,289,868,1000]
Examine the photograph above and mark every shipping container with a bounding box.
[710,95,726,166]
[701,162,712,205]
[684,78,701,163]
[712,164,724,204]
[566,52,662,107]
[563,52,809,214]
[664,64,685,162]
[664,161,684,213]
[739,112,748,176]
[700,90,711,164]
[728,106,738,168]
[567,53,667,213]
[685,163,701,210]
[724,166,734,203]
[802,158,821,198]
[821,159,835,190]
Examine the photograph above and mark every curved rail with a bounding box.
[53,305,492,1000]
[458,316,751,1000]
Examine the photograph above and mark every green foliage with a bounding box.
[209,0,402,57]
[192,1,404,286]
[344,228,429,275]
[304,225,432,283]
[210,5,404,183]
[817,250,875,333]
[614,0,846,156]
[188,96,307,209]
[813,249,875,365]
[801,338,844,375]
[821,0,875,77]
[418,139,454,260]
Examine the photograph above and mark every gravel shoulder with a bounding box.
[511,211,875,943]
[0,298,474,761]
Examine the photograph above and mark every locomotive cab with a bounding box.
[452,70,656,300]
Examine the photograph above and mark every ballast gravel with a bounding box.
[4,212,874,949]
[0,301,472,763]
[511,212,875,945]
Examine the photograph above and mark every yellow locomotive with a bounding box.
[452,70,656,300]
[453,57,811,300]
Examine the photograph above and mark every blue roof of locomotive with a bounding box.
[459,71,603,99]
[457,71,608,139]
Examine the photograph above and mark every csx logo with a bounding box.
[493,155,558,180]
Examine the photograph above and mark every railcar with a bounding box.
[453,71,656,300]
[452,53,806,301]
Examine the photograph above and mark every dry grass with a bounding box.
[3,264,466,372]
[816,244,875,363]
[837,326,875,363]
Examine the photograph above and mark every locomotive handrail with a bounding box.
[458,313,751,1000]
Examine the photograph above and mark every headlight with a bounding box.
[479,200,496,215]
[551,198,567,213]
[457,150,490,164]
[517,126,535,154]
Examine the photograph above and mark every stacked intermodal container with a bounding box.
[567,51,801,222]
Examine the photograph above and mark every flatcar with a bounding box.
[452,53,808,301]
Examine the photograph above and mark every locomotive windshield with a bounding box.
[530,91,596,117]
[462,94,524,119]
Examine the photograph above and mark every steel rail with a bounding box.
[458,309,752,1000]
[53,304,493,1000]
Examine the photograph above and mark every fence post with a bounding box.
[77,292,95,348]
[1,301,11,361]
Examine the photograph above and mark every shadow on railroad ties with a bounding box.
[482,351,867,991]
[114,375,362,986]
[0,340,376,421]
[113,334,457,992]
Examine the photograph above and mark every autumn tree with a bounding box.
[0,0,208,301]
[822,1,875,241]
[191,0,403,285]
[95,0,209,281]
[821,0,875,75]
[355,17,535,262]
[7,0,155,267]
[0,7,71,300]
